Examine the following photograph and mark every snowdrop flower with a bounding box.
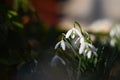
[110,29,115,37]
[55,39,66,50]
[110,39,116,47]
[87,50,92,59]
[55,22,97,59]
[79,43,85,54]
[78,37,97,58]
[80,37,84,43]
[110,25,120,37]
[51,55,66,66]
[79,37,85,54]
[85,43,97,58]
[87,43,97,56]
[87,43,97,52]
[109,24,120,46]
[66,28,82,39]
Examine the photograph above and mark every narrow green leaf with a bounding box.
[12,21,24,29]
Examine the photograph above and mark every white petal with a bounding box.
[57,55,66,65]
[65,29,73,38]
[61,40,66,50]
[87,50,92,59]
[51,55,58,66]
[80,37,84,43]
[110,30,115,37]
[51,55,66,66]
[54,41,61,49]
[79,43,85,54]
[74,28,82,37]
[110,39,116,47]
[87,43,97,52]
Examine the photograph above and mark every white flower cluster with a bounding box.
[55,27,97,59]
[110,24,120,46]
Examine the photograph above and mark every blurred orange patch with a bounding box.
[31,0,60,25]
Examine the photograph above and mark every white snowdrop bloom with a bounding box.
[55,40,66,51]
[51,55,66,66]
[87,50,92,59]
[79,43,85,54]
[87,43,97,56]
[83,49,88,56]
[79,39,97,57]
[110,29,115,37]
[79,37,86,54]
[80,37,84,43]
[65,28,82,39]
[110,25,120,38]
[87,43,97,52]
[110,39,116,47]
[74,36,84,44]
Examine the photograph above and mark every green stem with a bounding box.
[64,38,79,58]
[74,21,83,33]
[77,58,81,80]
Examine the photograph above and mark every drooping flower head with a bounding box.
[54,39,66,51]
[65,27,83,39]
[54,21,97,58]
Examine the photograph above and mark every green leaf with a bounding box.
[81,62,86,70]
[94,57,98,65]
[12,21,24,29]
[8,10,18,18]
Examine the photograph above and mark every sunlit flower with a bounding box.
[79,43,85,54]
[65,28,82,39]
[79,37,85,54]
[55,39,66,50]
[80,37,84,43]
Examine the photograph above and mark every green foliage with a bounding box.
[0,0,63,70]
[0,0,37,68]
